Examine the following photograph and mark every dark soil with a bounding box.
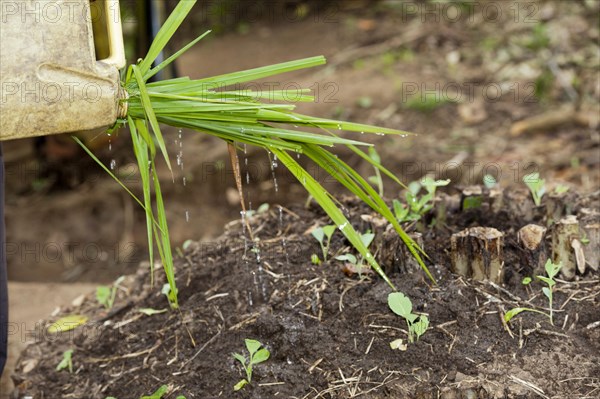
[11,189,600,399]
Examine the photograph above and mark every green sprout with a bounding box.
[311,225,336,263]
[388,292,429,343]
[523,172,546,206]
[393,177,450,223]
[311,253,321,265]
[505,260,562,325]
[56,349,74,373]
[483,174,497,189]
[96,276,125,310]
[232,339,271,391]
[554,184,569,195]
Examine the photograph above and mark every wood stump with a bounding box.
[451,227,504,283]
[379,225,424,275]
[552,215,581,280]
[517,224,547,275]
[579,208,600,272]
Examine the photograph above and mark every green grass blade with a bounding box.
[273,148,396,290]
[180,56,326,87]
[132,65,172,171]
[137,0,197,75]
[128,116,156,284]
[301,144,433,282]
[145,30,211,81]
[73,137,145,210]
[151,162,178,308]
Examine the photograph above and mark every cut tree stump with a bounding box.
[398,232,424,274]
[552,215,581,280]
[579,208,600,272]
[379,226,424,275]
[517,224,548,275]
[504,188,535,222]
[546,191,577,225]
[450,227,504,283]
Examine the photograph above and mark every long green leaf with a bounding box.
[137,0,197,75]
[273,148,396,290]
[132,65,172,171]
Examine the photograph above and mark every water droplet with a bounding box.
[110,159,116,170]
[182,176,187,186]
[185,210,190,222]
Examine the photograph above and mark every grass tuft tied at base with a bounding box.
[79,0,434,308]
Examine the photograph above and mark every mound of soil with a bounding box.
[10,189,600,399]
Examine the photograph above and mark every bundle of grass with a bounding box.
[79,0,432,308]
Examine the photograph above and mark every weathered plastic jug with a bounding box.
[0,0,126,141]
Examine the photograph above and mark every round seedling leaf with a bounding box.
[252,348,270,364]
[245,339,262,355]
[388,292,412,318]
[412,315,429,338]
[322,225,336,239]
[311,228,325,243]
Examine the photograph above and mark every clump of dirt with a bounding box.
[10,189,600,399]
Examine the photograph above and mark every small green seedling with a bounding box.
[367,147,384,196]
[311,225,336,263]
[483,174,497,189]
[96,276,125,310]
[335,231,375,275]
[56,349,74,373]
[388,292,429,343]
[505,260,562,325]
[553,184,569,195]
[394,177,450,223]
[523,173,546,206]
[244,203,270,218]
[311,253,321,265]
[232,339,271,391]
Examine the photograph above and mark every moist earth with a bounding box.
[10,191,600,399]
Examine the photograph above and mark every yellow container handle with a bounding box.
[99,0,125,69]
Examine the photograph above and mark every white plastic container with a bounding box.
[0,0,126,141]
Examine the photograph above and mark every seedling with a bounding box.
[335,231,375,275]
[505,260,562,325]
[483,174,497,189]
[96,276,125,310]
[523,173,546,206]
[244,203,270,218]
[393,177,450,223]
[388,292,429,343]
[232,339,271,391]
[553,184,569,195]
[311,253,321,265]
[56,349,74,373]
[311,225,336,263]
